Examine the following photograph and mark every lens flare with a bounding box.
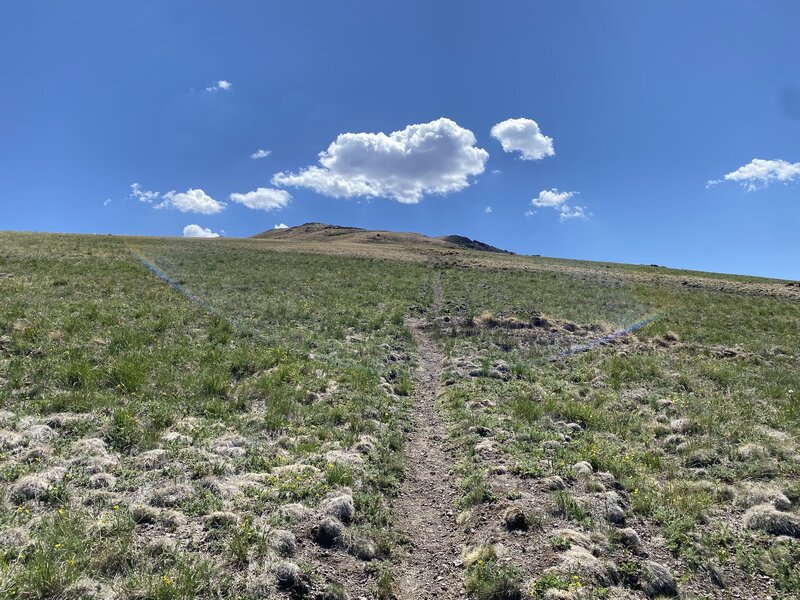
[549,314,661,361]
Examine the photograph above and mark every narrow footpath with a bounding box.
[395,273,466,599]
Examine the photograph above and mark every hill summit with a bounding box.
[252,222,513,254]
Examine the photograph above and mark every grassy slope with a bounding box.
[435,262,799,596]
[0,234,429,598]
[0,232,798,599]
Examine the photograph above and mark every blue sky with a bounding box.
[1,1,798,279]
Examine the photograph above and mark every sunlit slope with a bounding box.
[0,231,797,599]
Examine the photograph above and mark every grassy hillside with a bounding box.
[0,232,797,599]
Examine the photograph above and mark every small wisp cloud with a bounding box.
[206,80,232,92]
[130,183,160,204]
[531,188,588,221]
[251,149,271,159]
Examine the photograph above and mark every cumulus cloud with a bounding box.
[206,80,232,92]
[271,118,489,203]
[532,188,575,207]
[251,149,272,159]
[708,158,800,191]
[128,183,226,214]
[229,187,291,211]
[130,183,160,203]
[274,223,289,229]
[160,189,225,214]
[183,224,220,238]
[531,188,587,221]
[485,206,493,214]
[490,118,554,160]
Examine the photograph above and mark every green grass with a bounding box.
[432,258,800,598]
[0,233,429,598]
[1,232,798,598]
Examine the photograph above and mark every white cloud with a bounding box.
[159,189,225,214]
[558,204,588,221]
[229,187,291,211]
[485,206,493,214]
[206,80,232,92]
[103,198,112,206]
[251,149,272,159]
[490,118,554,161]
[708,158,800,191]
[532,188,575,207]
[183,224,220,238]
[271,118,489,204]
[274,223,289,229]
[130,183,160,203]
[531,188,587,221]
[128,183,225,214]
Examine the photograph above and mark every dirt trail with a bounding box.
[395,273,465,599]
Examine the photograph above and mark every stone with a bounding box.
[640,561,678,598]
[45,412,95,429]
[136,449,169,469]
[572,461,594,476]
[607,503,626,526]
[324,450,364,468]
[354,435,377,454]
[70,438,119,473]
[312,517,346,547]
[617,528,641,553]
[503,506,529,531]
[743,504,800,537]
[10,467,67,503]
[278,502,312,522]
[320,494,355,523]
[24,424,59,443]
[0,410,16,426]
[269,528,297,557]
[148,483,193,508]
[0,527,30,553]
[161,431,192,445]
[89,473,117,489]
[350,536,377,561]
[64,578,116,600]
[275,562,310,598]
[203,511,238,529]
[544,475,567,490]
[144,536,178,557]
[553,529,592,550]
[0,430,26,450]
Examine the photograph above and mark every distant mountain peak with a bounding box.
[252,223,513,254]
